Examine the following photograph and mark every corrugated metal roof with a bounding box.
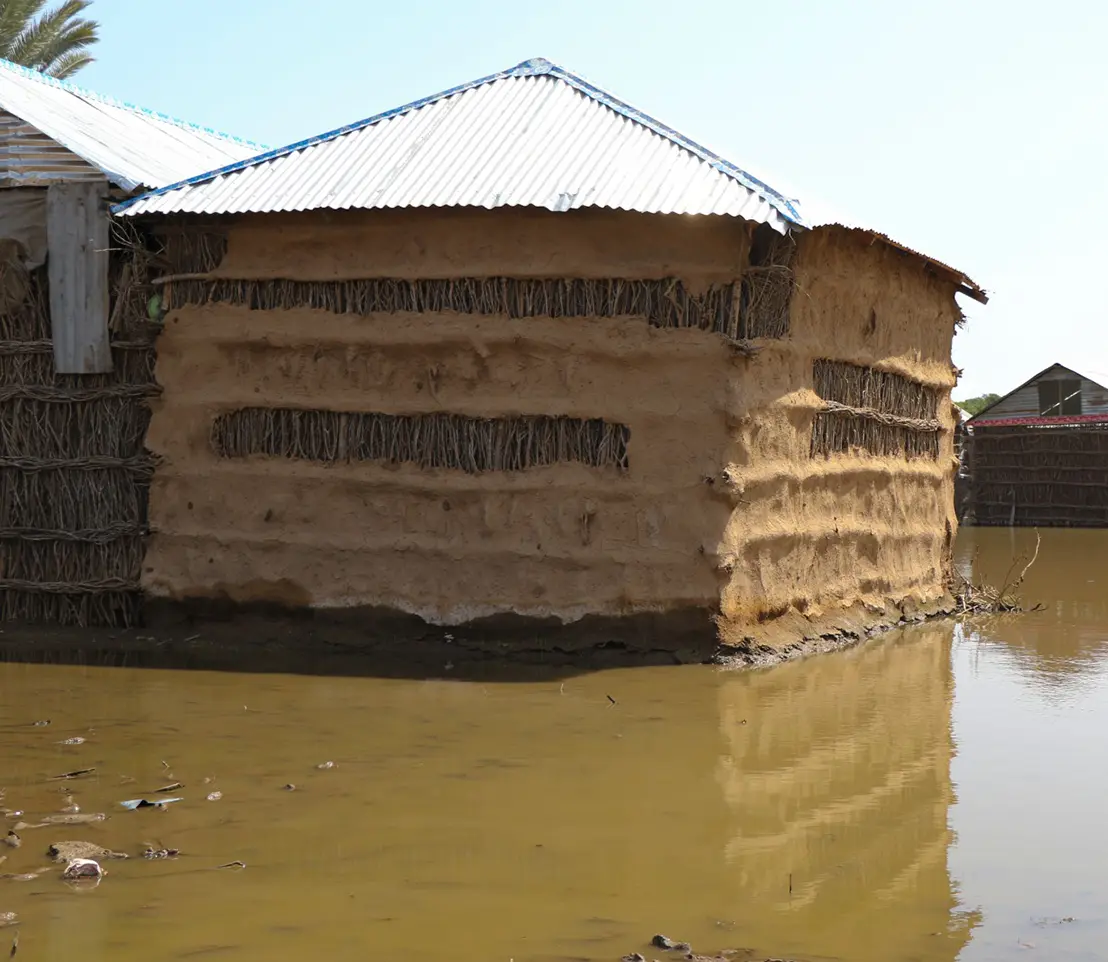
[113,58,801,230]
[112,56,986,302]
[0,58,265,192]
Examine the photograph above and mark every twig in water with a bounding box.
[606,695,617,706]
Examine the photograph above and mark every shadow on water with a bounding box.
[0,604,722,682]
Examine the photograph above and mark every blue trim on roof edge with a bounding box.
[0,58,267,150]
[113,57,805,224]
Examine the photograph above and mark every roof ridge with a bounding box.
[0,57,266,150]
[114,58,804,223]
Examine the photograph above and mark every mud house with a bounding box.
[108,58,987,658]
[0,59,262,624]
[965,363,1108,527]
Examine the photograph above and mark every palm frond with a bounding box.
[44,47,92,78]
[0,0,45,53]
[2,0,97,77]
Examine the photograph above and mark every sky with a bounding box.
[76,0,1107,398]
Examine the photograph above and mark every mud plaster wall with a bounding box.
[719,227,961,640]
[144,210,960,641]
[144,209,747,624]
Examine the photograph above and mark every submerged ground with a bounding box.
[0,527,1105,962]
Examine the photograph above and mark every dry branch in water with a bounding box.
[954,531,1042,614]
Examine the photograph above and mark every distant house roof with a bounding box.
[112,57,985,302]
[0,58,265,192]
[969,363,1108,426]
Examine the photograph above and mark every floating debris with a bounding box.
[142,846,180,860]
[155,783,183,794]
[0,870,47,882]
[315,761,335,771]
[39,813,105,826]
[31,721,49,728]
[0,835,17,851]
[57,737,85,746]
[62,858,103,881]
[282,784,297,792]
[206,792,223,802]
[216,860,246,870]
[49,769,95,781]
[650,935,691,953]
[48,842,127,863]
[120,797,183,811]
[955,532,1043,614]
[0,914,15,928]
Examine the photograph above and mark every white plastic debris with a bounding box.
[62,858,104,880]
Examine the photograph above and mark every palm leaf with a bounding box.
[44,47,91,78]
[0,0,97,77]
[0,1,45,53]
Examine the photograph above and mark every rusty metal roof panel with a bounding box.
[0,58,265,191]
[114,58,802,230]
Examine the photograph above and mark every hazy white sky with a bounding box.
[80,0,1106,398]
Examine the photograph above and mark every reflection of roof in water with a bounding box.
[716,626,978,961]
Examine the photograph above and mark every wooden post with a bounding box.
[47,181,112,374]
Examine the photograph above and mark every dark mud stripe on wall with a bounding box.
[212,408,631,473]
[166,276,789,341]
[811,359,942,461]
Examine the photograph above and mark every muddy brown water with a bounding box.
[0,528,1106,962]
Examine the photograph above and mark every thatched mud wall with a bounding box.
[0,228,159,626]
[141,209,960,655]
[718,228,960,646]
[143,210,750,647]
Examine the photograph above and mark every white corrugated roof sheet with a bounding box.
[114,58,801,231]
[113,57,984,301]
[0,58,265,191]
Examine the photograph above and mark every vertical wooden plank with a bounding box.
[47,180,112,373]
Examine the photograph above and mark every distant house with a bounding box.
[965,363,1108,526]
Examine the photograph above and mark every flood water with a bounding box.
[1,527,1106,962]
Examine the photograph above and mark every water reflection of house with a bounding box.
[966,363,1108,526]
[717,627,979,962]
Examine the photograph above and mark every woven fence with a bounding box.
[0,221,160,628]
[811,359,942,461]
[213,408,630,474]
[968,423,1108,527]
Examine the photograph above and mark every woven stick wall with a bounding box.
[811,359,942,461]
[0,220,161,628]
[969,423,1108,527]
[214,408,630,473]
[741,226,796,340]
[166,274,796,344]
